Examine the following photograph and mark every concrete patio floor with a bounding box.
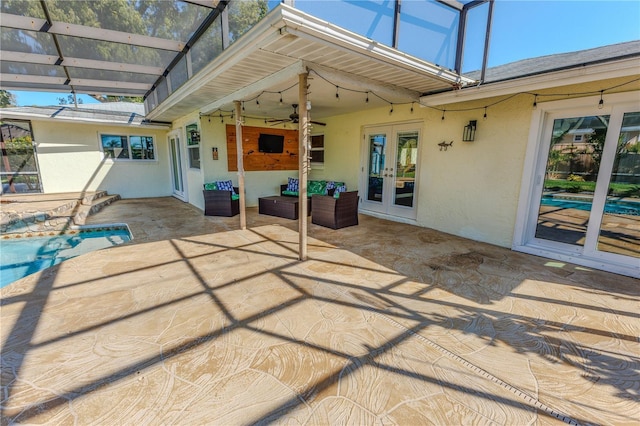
[1,196,639,425]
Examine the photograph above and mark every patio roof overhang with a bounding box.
[147,5,476,123]
[1,2,476,122]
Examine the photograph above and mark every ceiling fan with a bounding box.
[267,104,326,126]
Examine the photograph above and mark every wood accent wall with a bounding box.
[226,125,299,171]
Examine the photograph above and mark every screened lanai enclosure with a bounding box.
[1,0,492,197]
[2,1,637,276]
[0,0,491,115]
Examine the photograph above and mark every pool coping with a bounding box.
[0,223,134,240]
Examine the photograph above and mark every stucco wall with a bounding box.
[314,100,529,247]
[33,120,170,199]
[181,99,530,247]
[175,78,639,249]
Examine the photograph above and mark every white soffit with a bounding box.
[148,4,473,122]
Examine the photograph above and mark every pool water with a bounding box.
[0,228,132,288]
[541,197,639,216]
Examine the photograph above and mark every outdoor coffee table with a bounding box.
[258,195,310,220]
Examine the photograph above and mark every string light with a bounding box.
[598,91,604,109]
[231,70,637,125]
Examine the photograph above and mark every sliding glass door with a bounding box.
[168,131,186,201]
[518,95,639,276]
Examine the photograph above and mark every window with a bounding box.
[186,123,200,169]
[310,134,324,167]
[573,134,583,142]
[100,134,155,161]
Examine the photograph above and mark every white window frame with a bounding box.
[186,122,201,170]
[99,133,156,161]
[513,91,640,278]
[310,133,324,169]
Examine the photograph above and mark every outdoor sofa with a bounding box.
[279,177,348,209]
[203,180,239,217]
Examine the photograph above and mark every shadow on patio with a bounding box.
[1,197,638,425]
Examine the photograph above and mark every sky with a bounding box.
[8,0,640,107]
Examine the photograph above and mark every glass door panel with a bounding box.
[393,131,418,208]
[168,133,185,200]
[535,115,609,246]
[597,111,640,258]
[361,124,421,219]
[367,133,386,204]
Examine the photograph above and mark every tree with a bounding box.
[1,0,269,104]
[89,95,144,103]
[0,90,16,108]
[57,95,84,105]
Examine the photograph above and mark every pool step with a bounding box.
[74,194,121,225]
[0,191,121,235]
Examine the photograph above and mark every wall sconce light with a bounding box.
[463,120,477,142]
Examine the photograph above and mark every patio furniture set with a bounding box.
[203,178,359,229]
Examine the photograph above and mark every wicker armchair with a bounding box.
[203,186,240,217]
[311,191,359,229]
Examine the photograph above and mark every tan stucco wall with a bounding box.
[314,99,529,247]
[32,120,170,199]
[175,77,639,248]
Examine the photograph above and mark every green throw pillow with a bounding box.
[282,190,299,196]
[204,182,218,190]
[231,194,240,201]
[307,180,327,195]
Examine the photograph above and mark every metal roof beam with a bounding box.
[1,51,164,75]
[182,0,221,9]
[436,0,464,11]
[1,13,184,51]
[0,73,151,91]
[145,1,229,99]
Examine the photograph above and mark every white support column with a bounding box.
[298,72,309,261]
[234,100,247,230]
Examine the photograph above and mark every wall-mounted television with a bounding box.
[258,133,285,153]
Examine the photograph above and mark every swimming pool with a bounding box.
[541,197,640,216]
[0,226,132,288]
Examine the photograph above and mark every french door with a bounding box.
[168,131,186,201]
[516,94,639,277]
[360,123,421,220]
